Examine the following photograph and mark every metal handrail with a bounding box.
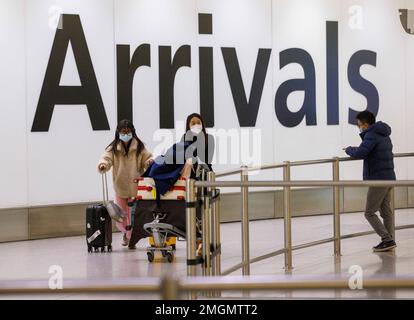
[219,220,414,276]
[215,152,414,176]
[1,275,414,299]
[218,221,414,276]
[189,178,414,277]
[185,152,414,283]
[195,180,414,188]
[215,168,243,178]
[181,275,414,291]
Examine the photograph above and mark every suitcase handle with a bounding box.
[101,172,109,204]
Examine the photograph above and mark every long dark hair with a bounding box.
[185,113,208,140]
[106,119,145,157]
[184,113,211,164]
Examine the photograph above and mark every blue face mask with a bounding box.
[119,133,133,142]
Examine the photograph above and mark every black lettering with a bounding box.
[32,14,109,132]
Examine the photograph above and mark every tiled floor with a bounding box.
[0,209,413,299]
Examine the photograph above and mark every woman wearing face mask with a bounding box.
[97,119,153,247]
[181,113,214,256]
[181,113,215,178]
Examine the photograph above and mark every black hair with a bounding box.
[185,113,207,138]
[106,119,145,157]
[356,111,376,126]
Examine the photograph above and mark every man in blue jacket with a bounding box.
[345,111,397,252]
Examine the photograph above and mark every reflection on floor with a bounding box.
[0,209,413,299]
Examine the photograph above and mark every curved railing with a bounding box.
[184,152,414,280]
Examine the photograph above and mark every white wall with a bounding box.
[0,0,27,208]
[0,0,413,207]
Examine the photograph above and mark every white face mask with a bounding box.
[358,125,367,133]
[190,124,203,135]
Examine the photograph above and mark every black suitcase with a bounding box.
[86,204,112,252]
[86,173,113,253]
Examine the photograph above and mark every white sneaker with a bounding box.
[121,234,128,247]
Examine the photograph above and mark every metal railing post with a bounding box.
[208,172,216,277]
[202,172,211,277]
[160,275,179,300]
[391,187,396,241]
[241,166,250,276]
[332,157,341,257]
[185,179,197,300]
[283,162,293,270]
[214,184,222,297]
[334,255,342,298]
[208,172,219,297]
[215,187,222,277]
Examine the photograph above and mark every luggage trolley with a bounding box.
[143,213,186,263]
[128,177,198,263]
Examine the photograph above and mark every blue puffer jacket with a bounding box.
[142,141,193,195]
[345,121,396,180]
